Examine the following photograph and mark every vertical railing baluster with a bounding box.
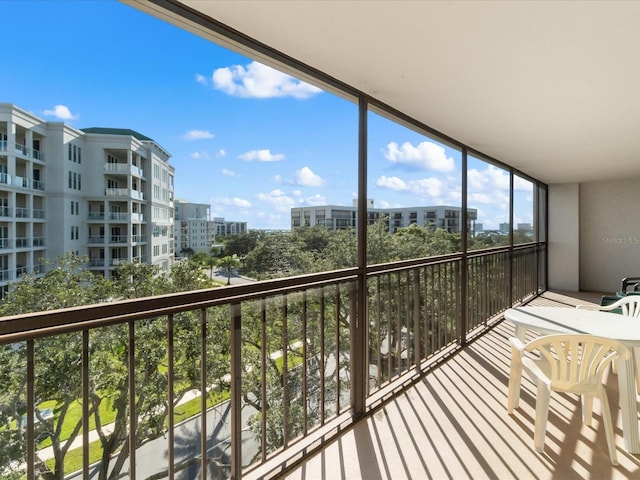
[319,287,325,424]
[82,330,89,479]
[335,284,341,413]
[26,339,34,480]
[167,314,175,480]
[200,308,208,480]
[413,268,421,366]
[128,321,136,480]
[302,291,308,435]
[260,298,267,462]
[282,294,289,447]
[394,272,401,377]
[230,303,242,479]
[376,276,382,389]
[386,274,392,381]
[404,269,411,370]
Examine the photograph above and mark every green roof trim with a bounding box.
[80,127,155,142]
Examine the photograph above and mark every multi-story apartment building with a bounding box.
[291,200,477,234]
[211,217,247,239]
[174,200,211,255]
[174,200,249,256]
[0,103,175,295]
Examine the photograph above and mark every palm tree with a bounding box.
[217,255,241,285]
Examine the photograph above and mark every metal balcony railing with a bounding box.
[0,244,544,480]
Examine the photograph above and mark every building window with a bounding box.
[68,171,72,188]
[73,145,77,162]
[68,144,72,161]
[78,147,81,164]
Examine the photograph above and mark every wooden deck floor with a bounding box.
[277,291,640,480]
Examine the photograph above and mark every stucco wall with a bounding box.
[548,183,580,291]
[579,179,640,293]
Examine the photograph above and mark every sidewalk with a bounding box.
[36,389,202,461]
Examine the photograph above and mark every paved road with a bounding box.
[209,269,255,286]
[66,399,259,480]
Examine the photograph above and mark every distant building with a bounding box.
[174,200,211,255]
[0,103,175,295]
[291,200,477,234]
[499,223,510,234]
[174,200,248,257]
[211,217,247,238]
[475,223,484,234]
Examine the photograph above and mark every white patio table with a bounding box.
[504,306,640,454]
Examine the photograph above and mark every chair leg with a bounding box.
[507,362,523,414]
[582,394,593,426]
[633,348,640,396]
[599,389,618,465]
[534,382,551,453]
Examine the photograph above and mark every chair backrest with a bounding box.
[579,295,640,316]
[523,334,630,393]
[609,295,640,317]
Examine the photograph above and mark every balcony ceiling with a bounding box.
[133,1,640,185]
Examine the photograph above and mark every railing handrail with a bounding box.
[0,267,360,341]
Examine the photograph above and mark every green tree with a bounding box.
[217,255,242,285]
[223,231,262,257]
[0,253,112,479]
[0,255,218,480]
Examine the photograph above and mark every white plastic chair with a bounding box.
[577,295,640,391]
[507,333,630,465]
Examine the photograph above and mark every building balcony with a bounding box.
[15,237,29,248]
[87,235,105,244]
[279,291,634,480]
[0,244,590,480]
[87,258,106,267]
[131,212,145,223]
[105,188,145,200]
[104,163,144,178]
[108,212,129,222]
[110,235,129,244]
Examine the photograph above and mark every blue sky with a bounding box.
[2,0,533,231]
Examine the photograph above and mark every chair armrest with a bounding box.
[509,337,526,352]
[576,304,598,310]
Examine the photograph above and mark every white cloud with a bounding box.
[376,175,443,198]
[383,141,454,172]
[212,61,323,99]
[256,189,296,212]
[468,165,508,191]
[195,73,207,85]
[376,176,407,191]
[294,166,325,186]
[43,104,78,120]
[274,174,282,183]
[222,168,237,177]
[239,149,285,162]
[181,129,214,141]
[292,190,302,197]
[214,196,252,208]
[305,194,326,205]
[217,149,227,158]
[190,151,210,160]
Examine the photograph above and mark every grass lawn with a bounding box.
[42,388,230,477]
[36,397,116,449]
